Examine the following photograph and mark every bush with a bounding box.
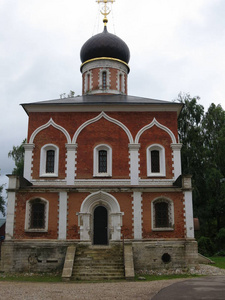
[198,236,215,256]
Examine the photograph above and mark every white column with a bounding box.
[78,213,91,241]
[184,191,195,238]
[23,143,35,181]
[129,144,140,185]
[58,192,67,240]
[5,176,19,240]
[132,191,142,239]
[66,144,77,185]
[171,143,182,179]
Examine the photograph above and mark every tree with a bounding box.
[177,93,225,249]
[0,183,5,216]
[8,139,26,176]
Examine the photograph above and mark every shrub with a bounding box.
[198,236,215,256]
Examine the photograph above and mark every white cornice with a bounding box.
[23,104,181,114]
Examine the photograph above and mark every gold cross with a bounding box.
[96,0,115,25]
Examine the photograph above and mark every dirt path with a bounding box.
[0,279,183,300]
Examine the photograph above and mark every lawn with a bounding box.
[209,256,225,269]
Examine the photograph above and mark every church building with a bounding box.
[1,1,198,280]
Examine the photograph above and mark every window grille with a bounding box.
[102,72,107,89]
[151,150,160,173]
[46,150,55,173]
[155,202,169,228]
[99,150,107,173]
[29,200,45,229]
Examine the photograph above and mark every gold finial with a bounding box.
[97,0,115,26]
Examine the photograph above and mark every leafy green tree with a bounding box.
[0,183,5,216]
[8,139,26,176]
[177,94,225,251]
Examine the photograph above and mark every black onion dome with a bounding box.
[80,27,130,64]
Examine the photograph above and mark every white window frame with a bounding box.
[151,198,174,231]
[93,144,112,177]
[117,71,125,94]
[147,144,166,177]
[40,144,59,177]
[25,198,49,232]
[84,71,93,93]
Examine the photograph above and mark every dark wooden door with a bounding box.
[93,206,108,245]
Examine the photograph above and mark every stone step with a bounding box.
[71,274,124,281]
[71,244,125,281]
[73,267,124,273]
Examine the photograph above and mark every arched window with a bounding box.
[147,144,166,177]
[99,150,107,173]
[151,198,174,231]
[102,71,107,90]
[40,144,59,177]
[99,69,110,91]
[46,150,55,173]
[25,198,49,232]
[93,144,112,177]
[84,71,92,93]
[117,72,125,93]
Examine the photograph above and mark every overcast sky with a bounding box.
[0,0,225,215]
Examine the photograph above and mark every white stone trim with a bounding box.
[135,118,177,144]
[81,59,129,74]
[24,197,49,232]
[23,143,35,181]
[73,179,130,186]
[129,144,140,185]
[78,191,123,242]
[5,192,16,240]
[151,197,174,231]
[132,192,143,239]
[84,70,93,94]
[171,143,182,179]
[139,179,174,186]
[147,144,166,177]
[29,118,71,144]
[66,144,77,185]
[58,192,68,240]
[30,179,67,186]
[116,70,125,94]
[184,191,194,238]
[39,144,59,177]
[93,144,112,177]
[72,111,133,144]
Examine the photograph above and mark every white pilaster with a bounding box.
[171,143,182,179]
[5,176,19,240]
[58,191,67,240]
[132,191,143,239]
[66,144,77,185]
[129,144,140,185]
[23,143,35,181]
[184,190,194,238]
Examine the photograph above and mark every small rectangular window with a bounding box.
[46,150,55,173]
[151,150,160,173]
[99,150,107,173]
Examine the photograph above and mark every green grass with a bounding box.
[208,256,225,269]
[135,274,200,281]
[0,273,62,282]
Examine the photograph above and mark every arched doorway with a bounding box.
[93,206,108,245]
[78,191,123,242]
